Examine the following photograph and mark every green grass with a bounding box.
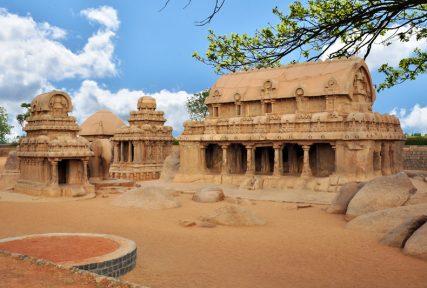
[405,136,427,145]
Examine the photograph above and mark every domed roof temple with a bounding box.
[15,91,94,197]
[79,110,125,141]
[176,58,405,191]
[110,96,173,181]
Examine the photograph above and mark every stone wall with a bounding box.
[0,144,17,157]
[403,146,427,170]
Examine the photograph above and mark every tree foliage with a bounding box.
[16,102,31,129]
[192,0,427,90]
[0,106,12,144]
[186,89,210,121]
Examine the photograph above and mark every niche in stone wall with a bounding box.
[255,146,274,175]
[228,144,247,174]
[309,143,335,177]
[205,144,222,173]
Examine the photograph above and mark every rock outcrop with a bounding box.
[381,215,427,248]
[200,205,266,226]
[160,149,180,182]
[326,182,364,214]
[346,172,416,220]
[192,187,224,203]
[112,186,180,210]
[403,222,427,260]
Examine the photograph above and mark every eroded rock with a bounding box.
[112,186,180,210]
[346,172,416,220]
[381,215,427,248]
[403,222,427,260]
[327,182,364,214]
[192,187,224,203]
[200,205,266,226]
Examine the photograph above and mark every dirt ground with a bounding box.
[0,192,427,288]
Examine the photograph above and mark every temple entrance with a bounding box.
[309,143,335,177]
[282,144,303,175]
[255,146,274,175]
[228,143,247,174]
[205,144,222,173]
[58,160,68,184]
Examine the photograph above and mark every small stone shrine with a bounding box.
[79,110,125,142]
[176,58,405,191]
[109,96,173,181]
[15,91,94,197]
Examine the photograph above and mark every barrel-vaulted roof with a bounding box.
[79,110,125,137]
[205,57,375,104]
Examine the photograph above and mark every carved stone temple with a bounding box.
[109,96,173,181]
[176,58,405,191]
[79,110,125,142]
[15,91,94,197]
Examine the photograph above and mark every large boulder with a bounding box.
[160,149,180,182]
[346,172,416,220]
[403,222,427,260]
[405,179,427,205]
[112,186,180,210]
[192,187,224,203]
[346,203,427,235]
[326,182,364,214]
[200,205,266,226]
[4,151,19,171]
[380,215,427,248]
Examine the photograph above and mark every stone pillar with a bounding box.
[245,144,255,175]
[381,142,391,176]
[200,144,207,172]
[128,141,132,163]
[120,142,124,163]
[50,159,58,185]
[82,159,89,184]
[331,144,336,173]
[133,142,140,163]
[141,142,146,163]
[301,145,312,177]
[221,144,229,175]
[113,142,119,163]
[273,143,282,176]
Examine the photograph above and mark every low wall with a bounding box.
[403,146,427,170]
[0,144,17,157]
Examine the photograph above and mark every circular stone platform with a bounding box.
[0,233,137,277]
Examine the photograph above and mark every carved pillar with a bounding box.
[301,145,312,177]
[273,143,282,176]
[49,159,58,185]
[245,144,255,175]
[113,142,119,163]
[134,141,140,163]
[128,141,132,163]
[221,144,229,175]
[82,159,89,184]
[120,142,124,163]
[381,142,391,176]
[141,141,146,163]
[200,144,207,172]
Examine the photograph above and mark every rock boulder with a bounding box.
[192,187,225,203]
[346,172,416,220]
[200,205,266,226]
[403,222,427,260]
[326,182,364,214]
[380,215,427,248]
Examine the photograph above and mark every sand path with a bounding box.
[0,193,426,288]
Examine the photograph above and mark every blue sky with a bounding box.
[0,0,426,136]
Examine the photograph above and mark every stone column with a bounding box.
[221,144,229,175]
[113,142,119,163]
[301,145,312,177]
[120,142,124,163]
[82,159,89,184]
[200,144,207,172]
[273,143,282,176]
[141,142,146,163]
[133,142,140,163]
[49,159,58,185]
[381,142,391,175]
[245,144,255,175]
[128,141,132,163]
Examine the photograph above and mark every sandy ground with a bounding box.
[0,192,427,288]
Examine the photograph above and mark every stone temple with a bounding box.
[176,58,405,191]
[15,91,94,197]
[109,96,173,181]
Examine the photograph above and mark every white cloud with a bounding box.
[392,104,427,134]
[321,27,427,70]
[71,80,191,136]
[81,6,120,31]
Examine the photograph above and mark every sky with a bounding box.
[0,0,426,138]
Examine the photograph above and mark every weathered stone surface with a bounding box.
[160,149,180,182]
[326,182,364,214]
[200,205,266,226]
[346,172,416,220]
[346,203,427,234]
[4,151,19,171]
[406,179,427,205]
[112,186,180,210]
[381,215,427,248]
[192,187,224,203]
[403,222,427,260]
